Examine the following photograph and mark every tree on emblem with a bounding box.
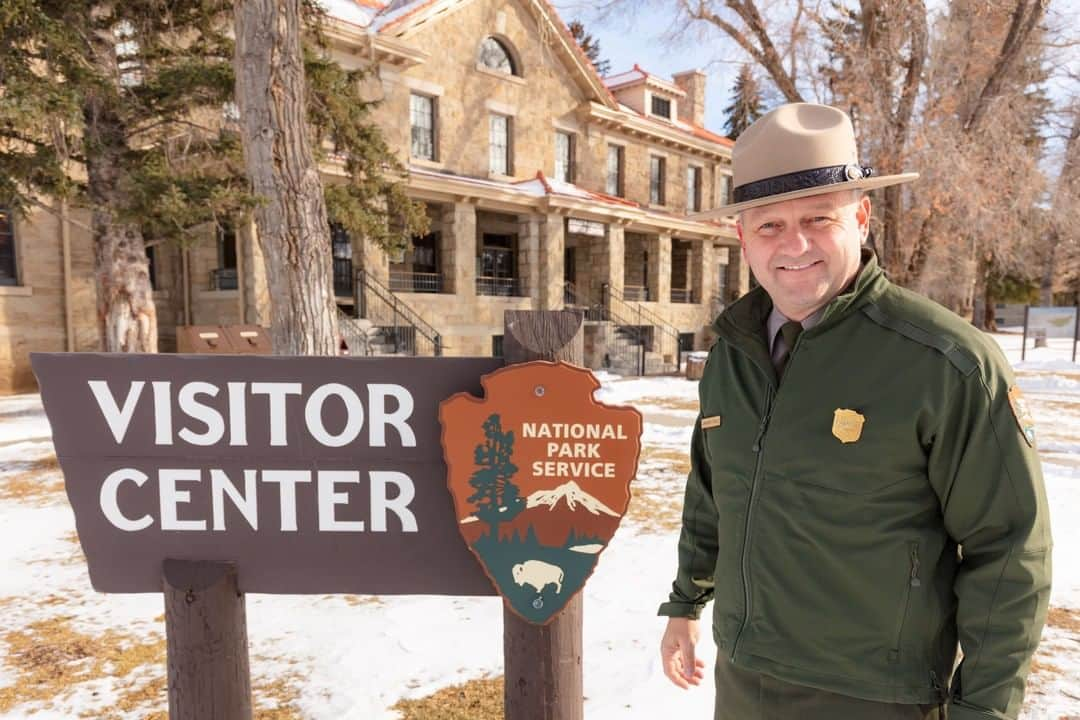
[468,414,525,534]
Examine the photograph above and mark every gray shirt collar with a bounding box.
[767,306,825,360]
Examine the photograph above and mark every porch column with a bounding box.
[538,213,564,310]
[655,233,671,304]
[520,214,541,305]
[593,223,624,305]
[360,236,390,289]
[728,243,751,298]
[443,202,477,300]
[692,240,707,304]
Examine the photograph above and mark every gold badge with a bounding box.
[832,409,865,444]
[701,415,723,430]
[1008,386,1036,448]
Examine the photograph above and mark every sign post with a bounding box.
[502,310,585,720]
[163,560,251,719]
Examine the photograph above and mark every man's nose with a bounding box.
[776,226,812,255]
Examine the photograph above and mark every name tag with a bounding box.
[701,415,723,430]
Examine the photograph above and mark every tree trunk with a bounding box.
[234,0,337,356]
[84,94,158,353]
[1040,233,1057,306]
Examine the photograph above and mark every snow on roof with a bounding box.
[370,0,437,32]
[604,64,684,96]
[603,67,648,89]
[319,0,380,28]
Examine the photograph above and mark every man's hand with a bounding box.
[660,617,706,689]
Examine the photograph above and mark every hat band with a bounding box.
[733,164,874,204]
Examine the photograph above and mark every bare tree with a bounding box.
[234,0,337,355]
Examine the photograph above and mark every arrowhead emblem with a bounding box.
[439,361,643,624]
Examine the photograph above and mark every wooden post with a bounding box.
[502,309,585,720]
[163,559,252,720]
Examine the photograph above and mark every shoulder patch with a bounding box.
[1008,386,1037,448]
[862,304,978,376]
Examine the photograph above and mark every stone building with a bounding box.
[0,0,744,393]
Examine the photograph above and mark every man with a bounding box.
[660,103,1051,720]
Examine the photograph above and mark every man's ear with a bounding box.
[856,195,872,241]
[736,221,746,254]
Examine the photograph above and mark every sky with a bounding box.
[550,0,1080,161]
[550,1,746,136]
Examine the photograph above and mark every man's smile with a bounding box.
[777,260,823,272]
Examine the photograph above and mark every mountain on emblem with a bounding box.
[439,361,642,624]
[527,481,620,516]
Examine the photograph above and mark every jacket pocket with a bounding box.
[889,541,921,663]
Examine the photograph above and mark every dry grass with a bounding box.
[0,613,305,718]
[0,615,165,714]
[633,396,699,413]
[342,594,384,607]
[1048,606,1080,634]
[392,675,504,720]
[0,455,64,505]
[624,446,690,533]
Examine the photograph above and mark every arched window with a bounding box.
[478,37,517,76]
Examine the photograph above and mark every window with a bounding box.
[410,93,436,161]
[554,131,575,183]
[0,208,17,286]
[489,114,511,175]
[477,233,519,296]
[687,166,702,212]
[719,173,732,206]
[492,335,504,358]
[479,37,516,75]
[650,156,666,205]
[114,21,143,88]
[650,95,671,119]
[606,145,624,197]
[213,222,238,290]
[329,223,354,298]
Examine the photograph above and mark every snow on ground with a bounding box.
[0,333,1077,718]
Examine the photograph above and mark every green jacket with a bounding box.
[660,253,1051,720]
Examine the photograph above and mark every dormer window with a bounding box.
[651,95,672,119]
[479,37,517,76]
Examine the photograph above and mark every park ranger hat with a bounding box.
[711,102,919,216]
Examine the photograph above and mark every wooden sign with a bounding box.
[439,361,642,624]
[30,353,502,596]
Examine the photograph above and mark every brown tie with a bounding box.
[776,320,803,376]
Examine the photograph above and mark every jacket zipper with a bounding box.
[730,381,775,660]
[891,542,921,659]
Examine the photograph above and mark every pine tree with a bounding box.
[0,1,426,354]
[0,1,250,352]
[567,20,610,77]
[722,64,765,140]
[468,413,525,534]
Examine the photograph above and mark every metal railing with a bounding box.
[477,276,523,297]
[333,258,354,297]
[355,268,442,356]
[623,284,649,301]
[670,287,695,304]
[603,282,683,372]
[563,281,660,376]
[389,270,443,294]
[209,268,238,291]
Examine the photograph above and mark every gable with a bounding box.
[374,0,617,108]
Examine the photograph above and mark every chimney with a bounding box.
[673,69,706,127]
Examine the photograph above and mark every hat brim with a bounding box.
[694,172,919,219]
